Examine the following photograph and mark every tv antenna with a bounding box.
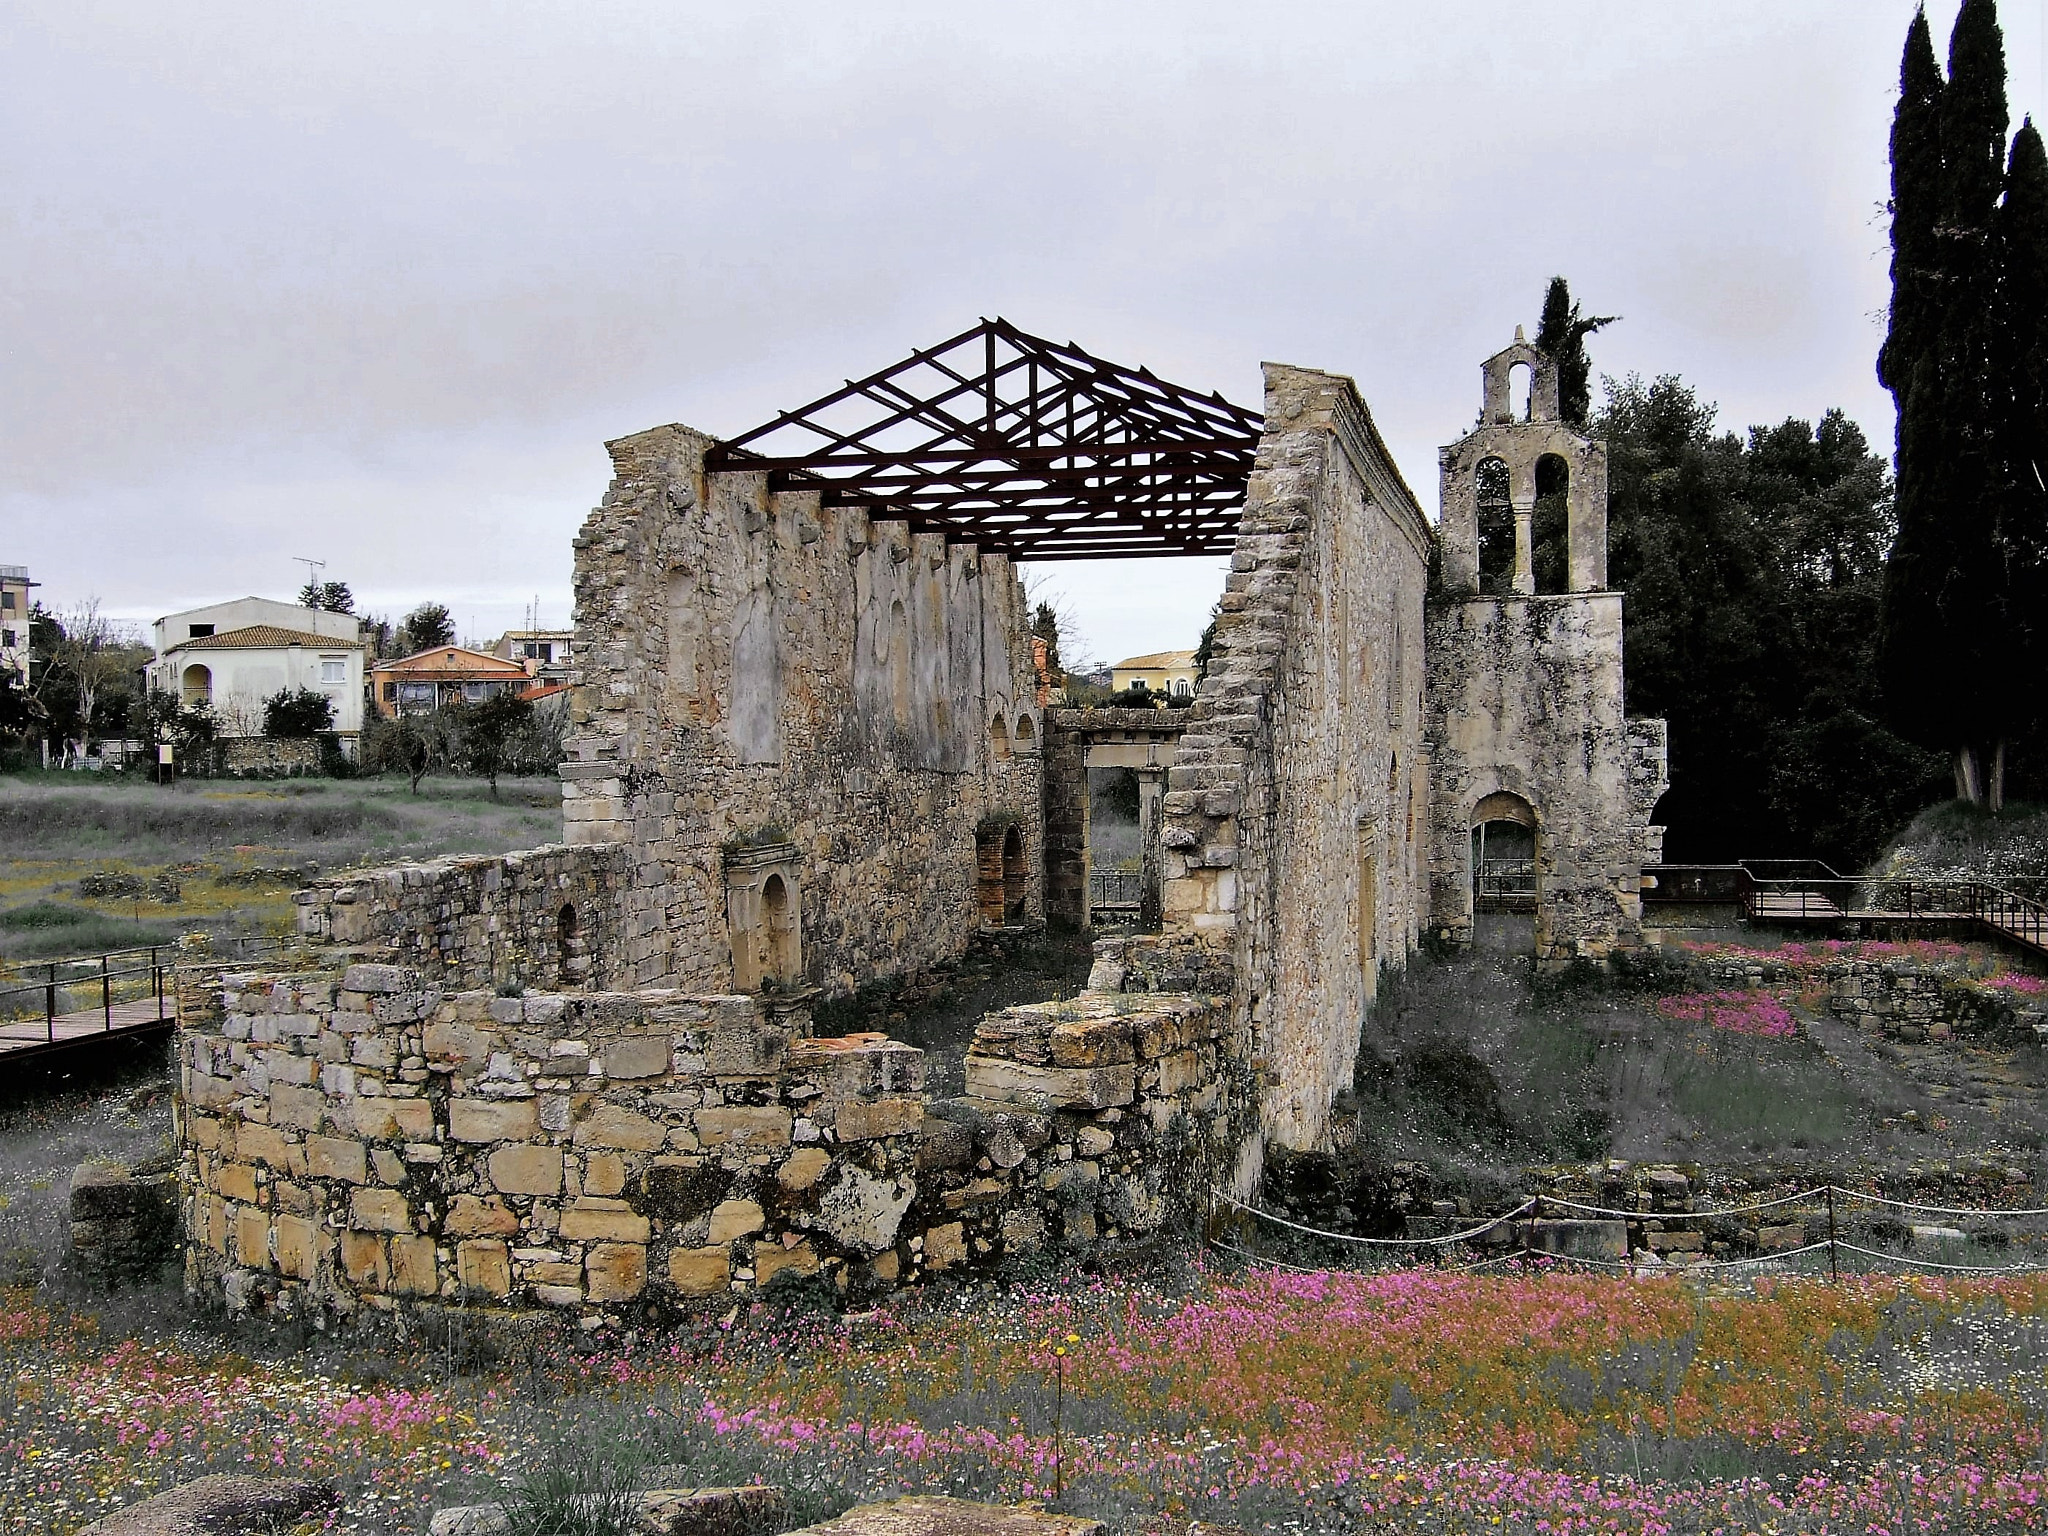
[293,556,326,596]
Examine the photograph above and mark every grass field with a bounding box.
[0,773,560,966]
[1343,936,2048,1195]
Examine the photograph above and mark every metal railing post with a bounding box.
[1826,1185,1839,1283]
[44,964,55,1044]
[101,956,111,1032]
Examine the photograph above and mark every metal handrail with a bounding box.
[0,948,172,1044]
[1740,875,2048,956]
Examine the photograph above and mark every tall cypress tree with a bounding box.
[1877,11,1942,406]
[1533,277,1617,429]
[1879,0,2019,806]
[1998,120,2048,767]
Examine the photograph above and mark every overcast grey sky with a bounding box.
[5,1,2042,665]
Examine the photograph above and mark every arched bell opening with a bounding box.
[1475,457,1515,596]
[1533,453,1571,595]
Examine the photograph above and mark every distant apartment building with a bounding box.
[0,565,33,685]
[146,597,366,750]
[490,627,575,687]
[371,644,532,717]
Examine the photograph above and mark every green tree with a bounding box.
[398,603,455,655]
[1878,0,2031,807]
[1878,10,1944,404]
[1533,276,1617,429]
[297,580,355,614]
[460,688,534,799]
[262,687,335,738]
[134,689,216,771]
[1031,601,1063,681]
[1601,375,1944,867]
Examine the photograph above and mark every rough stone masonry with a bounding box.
[179,324,1669,1323]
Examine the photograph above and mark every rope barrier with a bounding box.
[1831,1240,2045,1276]
[1213,1184,2048,1280]
[1832,1189,2048,1220]
[1211,1189,1539,1247]
[1540,1187,1830,1221]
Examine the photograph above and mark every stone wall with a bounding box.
[215,737,321,776]
[1157,364,1432,1152]
[558,424,1044,996]
[175,957,1241,1325]
[292,845,631,993]
[1423,593,1666,963]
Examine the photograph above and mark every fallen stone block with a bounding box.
[79,1474,339,1535]
[430,1483,785,1536]
[787,1496,1103,1536]
[1523,1218,1627,1261]
[1912,1224,1969,1248]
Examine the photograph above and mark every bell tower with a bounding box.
[1423,331,1665,967]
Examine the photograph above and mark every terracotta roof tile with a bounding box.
[164,625,362,654]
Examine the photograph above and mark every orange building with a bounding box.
[369,645,535,718]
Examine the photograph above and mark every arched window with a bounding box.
[1002,824,1026,921]
[1475,458,1514,596]
[990,715,1011,761]
[1533,454,1570,595]
[1014,713,1036,751]
[181,663,212,708]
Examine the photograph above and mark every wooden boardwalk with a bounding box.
[0,997,173,1061]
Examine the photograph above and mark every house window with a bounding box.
[1172,678,1192,700]
[320,658,346,682]
[463,681,493,701]
[188,623,214,638]
[0,592,14,611]
[382,681,398,702]
[1,630,13,649]
[398,683,434,706]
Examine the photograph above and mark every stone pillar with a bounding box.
[1136,766,1167,931]
[1511,493,1536,596]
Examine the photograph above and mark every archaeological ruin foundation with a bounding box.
[175,320,1666,1328]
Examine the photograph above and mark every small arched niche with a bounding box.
[1013,713,1036,752]
[724,841,803,993]
[1475,457,1515,596]
[760,872,799,989]
[557,902,592,987]
[1533,453,1571,595]
[990,715,1011,761]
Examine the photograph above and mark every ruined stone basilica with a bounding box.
[178,322,1667,1322]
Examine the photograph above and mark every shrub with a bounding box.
[262,687,336,739]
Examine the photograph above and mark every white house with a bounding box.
[147,598,366,750]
